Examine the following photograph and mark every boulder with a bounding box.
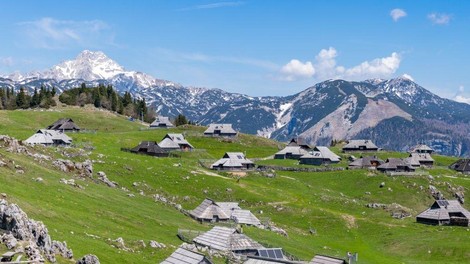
[0,233,18,249]
[97,171,116,188]
[52,240,74,259]
[149,240,166,248]
[76,254,100,264]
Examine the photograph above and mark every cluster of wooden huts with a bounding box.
[347,142,435,174]
[274,138,341,166]
[161,198,348,264]
[130,133,194,157]
[23,118,79,146]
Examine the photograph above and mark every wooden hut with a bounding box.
[204,124,237,137]
[47,118,80,132]
[416,200,470,226]
[211,152,255,171]
[130,141,169,157]
[161,247,212,264]
[342,140,378,152]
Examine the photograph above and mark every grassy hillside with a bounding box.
[0,106,469,263]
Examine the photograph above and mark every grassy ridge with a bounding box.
[0,107,469,263]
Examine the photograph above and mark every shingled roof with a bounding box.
[24,129,72,146]
[189,198,232,221]
[416,200,470,225]
[130,141,168,156]
[231,210,261,226]
[348,155,384,168]
[193,226,263,252]
[342,140,378,152]
[47,118,80,131]
[309,255,347,264]
[377,158,415,172]
[275,146,309,158]
[160,133,194,150]
[161,247,212,264]
[449,159,470,173]
[410,144,434,154]
[287,138,311,149]
[150,116,174,128]
[190,199,261,226]
[204,124,237,136]
[406,153,434,167]
[211,152,255,170]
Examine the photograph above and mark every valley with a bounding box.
[0,107,469,263]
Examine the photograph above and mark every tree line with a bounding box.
[0,84,195,126]
[59,83,155,123]
[0,86,57,110]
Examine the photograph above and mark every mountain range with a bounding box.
[1,50,470,156]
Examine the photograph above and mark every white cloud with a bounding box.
[280,47,402,81]
[17,17,114,49]
[390,8,407,21]
[402,73,414,81]
[454,85,470,104]
[280,59,315,81]
[428,13,452,25]
[344,52,401,79]
[454,95,470,104]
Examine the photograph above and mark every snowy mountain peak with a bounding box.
[46,50,125,81]
[2,50,182,89]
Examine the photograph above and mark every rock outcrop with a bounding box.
[97,171,116,188]
[0,199,73,262]
[53,159,93,177]
[76,254,100,264]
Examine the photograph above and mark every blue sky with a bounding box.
[0,1,469,101]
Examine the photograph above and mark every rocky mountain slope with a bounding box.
[2,50,470,156]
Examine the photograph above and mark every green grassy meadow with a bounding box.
[0,106,469,263]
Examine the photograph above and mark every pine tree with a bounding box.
[123,92,132,107]
[93,88,101,108]
[16,87,29,109]
[111,91,118,111]
[174,114,188,126]
[30,88,39,107]
[117,99,124,114]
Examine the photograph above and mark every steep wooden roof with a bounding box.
[309,255,346,264]
[150,116,174,128]
[417,200,470,221]
[47,118,80,131]
[449,159,470,172]
[204,124,237,135]
[161,247,212,264]
[24,129,72,145]
[131,141,167,154]
[189,198,231,221]
[343,140,378,150]
[348,155,384,168]
[211,152,254,169]
[193,226,262,251]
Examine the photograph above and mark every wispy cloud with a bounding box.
[454,85,470,104]
[428,13,452,25]
[390,8,407,22]
[280,47,402,81]
[17,17,116,49]
[153,47,278,70]
[179,1,244,11]
[0,57,13,66]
